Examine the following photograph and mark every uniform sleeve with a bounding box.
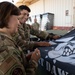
[13,33,35,52]
[25,60,38,75]
[13,34,38,75]
[30,25,59,40]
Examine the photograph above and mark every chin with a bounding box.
[24,20,27,23]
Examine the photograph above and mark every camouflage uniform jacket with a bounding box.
[0,32,38,75]
[13,23,49,51]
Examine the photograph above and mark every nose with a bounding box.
[24,14,29,20]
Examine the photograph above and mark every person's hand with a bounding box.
[46,33,61,40]
[35,42,51,47]
[26,52,33,61]
[31,48,41,62]
[53,35,60,40]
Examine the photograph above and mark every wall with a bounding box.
[29,0,74,30]
[73,0,75,27]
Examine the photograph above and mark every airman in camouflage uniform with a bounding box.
[13,5,60,52]
[0,2,40,75]
[32,17,40,30]
[14,23,50,52]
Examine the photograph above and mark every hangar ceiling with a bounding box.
[16,0,39,6]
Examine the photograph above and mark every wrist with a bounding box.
[30,59,38,67]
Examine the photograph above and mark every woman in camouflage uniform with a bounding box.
[0,1,40,75]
